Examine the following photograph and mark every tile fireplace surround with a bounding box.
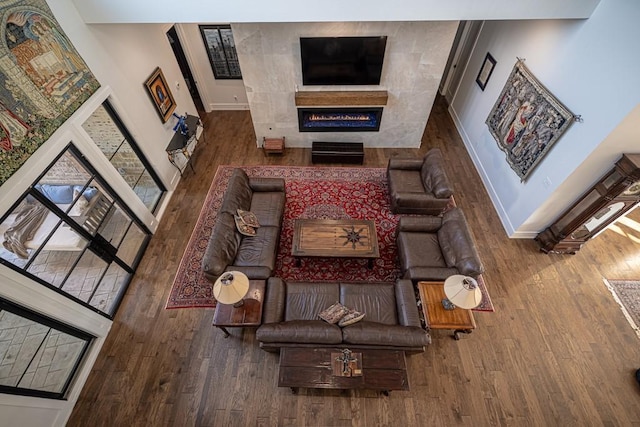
[232,21,458,147]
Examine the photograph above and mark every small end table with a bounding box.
[263,137,285,156]
[212,279,266,337]
[417,281,476,340]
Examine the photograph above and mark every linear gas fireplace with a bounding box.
[298,107,383,132]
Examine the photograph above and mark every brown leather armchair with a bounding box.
[387,148,453,215]
[396,207,484,281]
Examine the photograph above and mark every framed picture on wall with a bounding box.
[476,52,497,91]
[144,67,177,123]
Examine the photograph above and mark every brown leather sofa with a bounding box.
[397,207,484,281]
[387,148,454,215]
[256,278,430,352]
[202,168,285,281]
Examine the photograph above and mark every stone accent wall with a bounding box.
[232,22,458,148]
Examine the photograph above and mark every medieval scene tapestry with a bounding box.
[486,60,575,181]
[0,0,100,185]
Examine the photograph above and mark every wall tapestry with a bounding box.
[486,59,575,181]
[0,1,100,185]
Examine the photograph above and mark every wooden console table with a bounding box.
[165,115,204,176]
[278,347,408,394]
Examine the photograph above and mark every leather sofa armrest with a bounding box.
[395,279,422,328]
[420,148,454,198]
[227,266,272,280]
[387,158,424,170]
[249,177,285,192]
[398,216,442,232]
[391,192,450,209]
[262,277,285,324]
[403,267,459,282]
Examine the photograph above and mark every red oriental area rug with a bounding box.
[166,165,494,311]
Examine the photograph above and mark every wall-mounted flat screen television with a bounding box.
[300,36,387,85]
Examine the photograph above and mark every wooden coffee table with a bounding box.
[417,281,476,340]
[291,219,380,268]
[212,279,265,337]
[278,347,408,395]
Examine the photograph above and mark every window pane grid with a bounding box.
[81,103,165,213]
[200,25,242,79]
[0,145,150,320]
[0,301,92,399]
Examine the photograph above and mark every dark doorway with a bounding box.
[167,26,205,114]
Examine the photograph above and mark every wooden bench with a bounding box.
[311,141,364,164]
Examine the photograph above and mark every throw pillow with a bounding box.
[73,185,98,201]
[38,184,74,204]
[236,209,260,228]
[338,309,366,327]
[234,215,257,236]
[69,190,90,217]
[318,302,349,324]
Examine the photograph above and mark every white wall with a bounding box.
[0,1,197,425]
[233,21,458,148]
[49,15,200,192]
[449,0,640,237]
[71,0,600,23]
[175,24,249,111]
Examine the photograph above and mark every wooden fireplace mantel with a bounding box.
[295,90,388,106]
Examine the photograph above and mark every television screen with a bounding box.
[300,36,387,85]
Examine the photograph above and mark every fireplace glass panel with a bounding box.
[298,108,383,132]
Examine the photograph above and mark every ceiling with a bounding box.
[71,0,600,24]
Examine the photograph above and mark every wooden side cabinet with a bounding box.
[536,154,640,254]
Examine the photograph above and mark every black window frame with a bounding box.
[199,25,242,80]
[0,144,152,320]
[99,101,166,213]
[0,298,94,400]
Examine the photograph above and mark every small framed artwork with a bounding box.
[476,52,497,91]
[145,67,177,123]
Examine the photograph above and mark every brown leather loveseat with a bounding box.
[256,278,430,352]
[396,207,484,281]
[202,168,285,281]
[387,148,454,215]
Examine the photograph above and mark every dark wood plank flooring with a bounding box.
[68,97,640,426]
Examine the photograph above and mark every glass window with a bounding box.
[0,146,150,318]
[0,299,92,399]
[81,102,165,212]
[200,25,242,79]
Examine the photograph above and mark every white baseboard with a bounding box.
[447,104,519,238]
[208,103,249,111]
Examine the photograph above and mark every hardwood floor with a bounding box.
[68,98,640,426]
